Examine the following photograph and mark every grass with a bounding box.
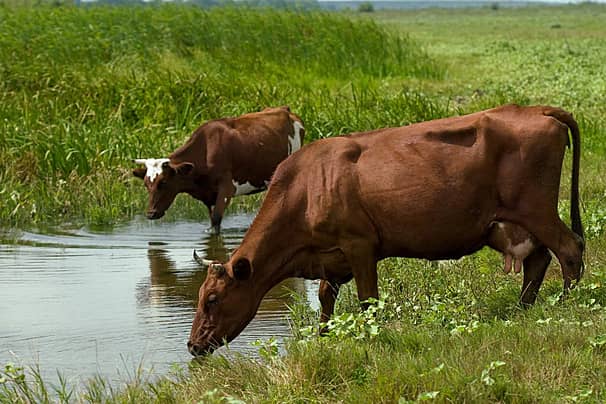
[4,244,606,403]
[2,2,606,403]
[0,3,442,227]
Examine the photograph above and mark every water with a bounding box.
[0,213,319,382]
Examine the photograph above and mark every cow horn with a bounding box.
[133,159,147,164]
[193,250,214,267]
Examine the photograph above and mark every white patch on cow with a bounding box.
[510,238,535,258]
[289,121,304,155]
[138,158,170,182]
[232,180,264,196]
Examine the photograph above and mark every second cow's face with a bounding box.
[133,158,194,219]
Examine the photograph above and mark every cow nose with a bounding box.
[146,210,164,220]
[187,341,202,357]
[188,340,213,357]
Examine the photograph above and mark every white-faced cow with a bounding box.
[188,104,584,356]
[133,106,305,233]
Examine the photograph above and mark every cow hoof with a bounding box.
[206,226,221,235]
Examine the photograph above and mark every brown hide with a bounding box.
[188,104,584,356]
[133,106,304,232]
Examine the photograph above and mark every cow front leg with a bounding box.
[205,204,217,234]
[209,179,235,234]
[209,204,222,234]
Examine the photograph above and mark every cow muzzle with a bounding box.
[146,210,165,220]
[187,340,215,357]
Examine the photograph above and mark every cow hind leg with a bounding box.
[527,219,583,292]
[499,211,584,293]
[551,220,585,291]
[520,246,551,307]
[318,278,353,335]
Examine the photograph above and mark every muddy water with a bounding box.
[0,213,319,381]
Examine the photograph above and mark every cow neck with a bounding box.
[237,215,306,300]
[169,129,208,167]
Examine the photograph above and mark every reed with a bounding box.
[0,4,443,226]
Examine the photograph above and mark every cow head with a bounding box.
[188,256,258,356]
[132,158,194,220]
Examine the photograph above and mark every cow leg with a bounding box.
[317,274,353,334]
[531,220,582,292]
[498,210,584,293]
[318,279,339,335]
[209,179,235,234]
[205,204,215,231]
[519,246,551,307]
[343,246,379,311]
[209,207,222,234]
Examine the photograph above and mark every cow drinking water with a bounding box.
[188,104,584,356]
[132,106,305,233]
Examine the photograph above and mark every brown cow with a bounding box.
[133,106,304,233]
[188,104,584,356]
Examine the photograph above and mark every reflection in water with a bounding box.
[141,234,237,308]
[138,232,240,310]
[0,216,319,382]
[139,249,204,308]
[204,234,232,262]
[141,233,319,356]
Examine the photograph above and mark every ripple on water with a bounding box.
[0,216,320,381]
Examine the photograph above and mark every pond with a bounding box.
[0,213,319,382]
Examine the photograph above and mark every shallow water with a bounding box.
[0,213,319,382]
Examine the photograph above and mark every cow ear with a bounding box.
[161,161,176,175]
[175,162,194,176]
[232,258,251,281]
[133,168,146,179]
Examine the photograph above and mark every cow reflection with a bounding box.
[139,248,205,308]
[140,235,311,312]
[203,234,231,263]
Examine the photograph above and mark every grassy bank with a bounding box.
[3,239,606,402]
[2,3,606,403]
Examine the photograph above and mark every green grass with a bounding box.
[3,242,606,403]
[0,3,442,227]
[2,3,606,403]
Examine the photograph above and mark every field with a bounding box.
[1,3,606,403]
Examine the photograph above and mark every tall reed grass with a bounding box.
[0,4,444,226]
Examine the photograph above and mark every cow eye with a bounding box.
[207,294,218,306]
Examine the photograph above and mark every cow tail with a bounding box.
[545,108,584,243]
